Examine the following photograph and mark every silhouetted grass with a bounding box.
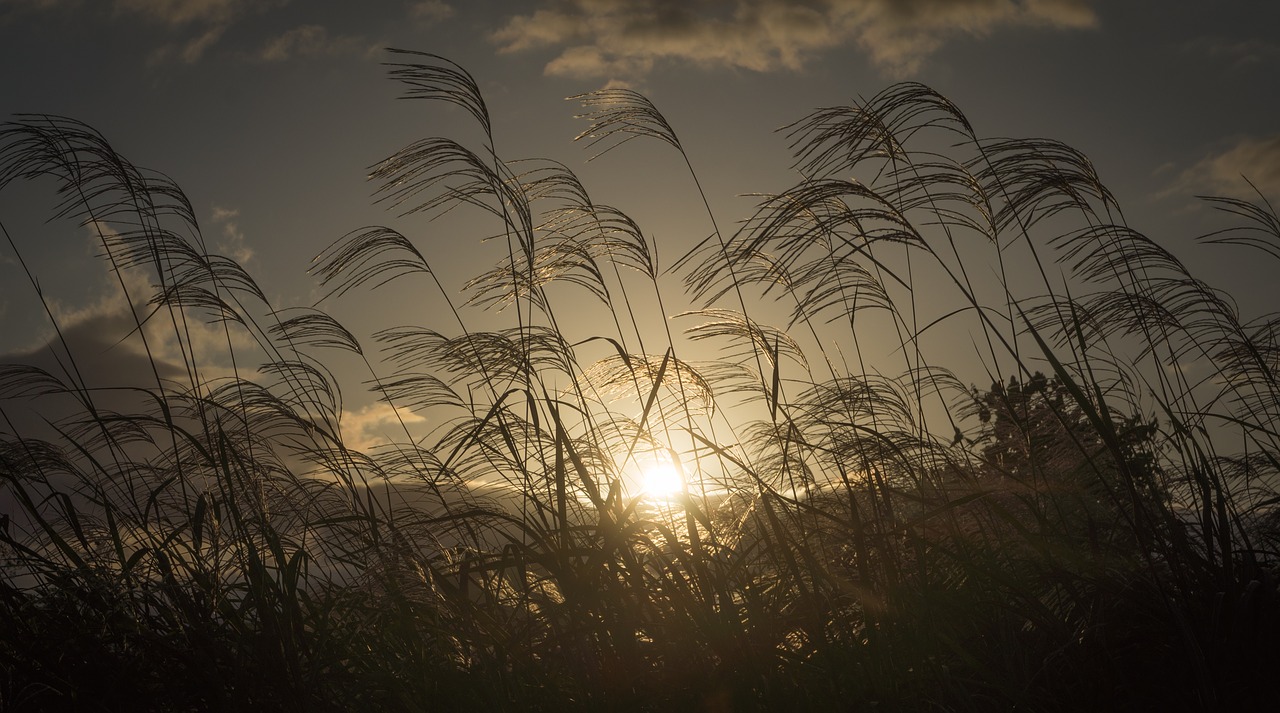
[1,52,1278,711]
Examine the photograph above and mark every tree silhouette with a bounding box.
[970,371,1164,551]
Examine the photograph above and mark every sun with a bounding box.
[640,459,685,499]
[622,448,686,502]
[617,448,688,503]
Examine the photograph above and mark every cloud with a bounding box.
[172,24,226,63]
[1171,135,1280,202]
[1184,35,1280,71]
[339,402,427,452]
[490,0,1097,81]
[3,284,186,393]
[113,0,289,64]
[0,0,73,19]
[259,24,365,62]
[210,205,239,222]
[408,0,453,25]
[2,238,187,438]
[114,0,292,27]
[210,205,254,264]
[4,222,259,390]
[7,0,293,63]
[114,0,289,64]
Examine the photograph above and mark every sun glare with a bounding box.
[630,452,685,501]
[641,461,684,498]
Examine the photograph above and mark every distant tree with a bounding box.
[968,372,1164,552]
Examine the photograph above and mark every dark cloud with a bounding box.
[491,0,1098,81]
[1,225,257,410]
[0,303,183,447]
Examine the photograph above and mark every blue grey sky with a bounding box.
[2,0,1277,447]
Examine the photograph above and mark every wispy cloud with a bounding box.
[258,24,366,62]
[168,24,226,63]
[0,0,75,22]
[407,0,454,25]
[120,0,288,63]
[113,0,272,26]
[8,0,292,64]
[8,0,396,66]
[210,205,253,264]
[1169,135,1280,202]
[490,0,1097,82]
[1183,35,1280,71]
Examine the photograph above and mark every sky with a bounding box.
[2,0,1278,449]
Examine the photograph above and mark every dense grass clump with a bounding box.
[2,52,1278,711]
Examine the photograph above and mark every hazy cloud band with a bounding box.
[491,0,1098,81]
